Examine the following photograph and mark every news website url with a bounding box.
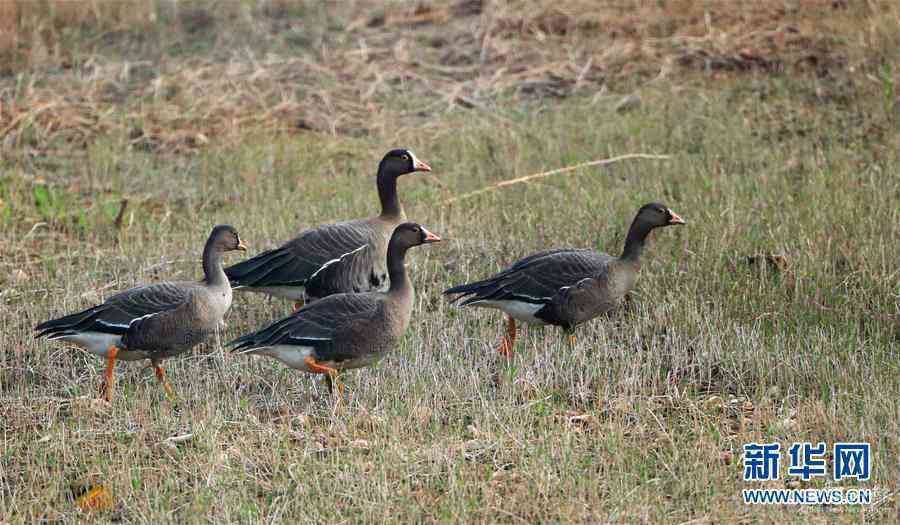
[743,488,872,505]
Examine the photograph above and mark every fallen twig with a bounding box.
[442,153,671,205]
[113,199,129,229]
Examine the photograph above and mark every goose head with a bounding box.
[378,149,432,179]
[634,202,685,230]
[208,224,247,253]
[390,222,442,250]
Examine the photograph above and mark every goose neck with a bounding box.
[202,241,227,287]
[377,171,403,219]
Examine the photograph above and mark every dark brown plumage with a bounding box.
[224,149,432,307]
[230,222,441,394]
[35,225,246,401]
[444,203,685,357]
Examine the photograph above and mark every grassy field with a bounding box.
[1,1,899,522]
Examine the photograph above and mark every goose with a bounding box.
[444,203,685,357]
[224,149,431,309]
[229,222,441,394]
[35,225,246,400]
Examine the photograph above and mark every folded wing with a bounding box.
[229,293,381,363]
[444,248,613,307]
[35,281,195,339]
[224,220,378,296]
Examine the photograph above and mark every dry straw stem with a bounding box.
[2,0,898,157]
[443,153,671,205]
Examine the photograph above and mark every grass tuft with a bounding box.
[1,1,898,522]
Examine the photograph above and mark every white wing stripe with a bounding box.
[509,293,552,302]
[307,244,368,282]
[96,321,132,330]
[128,312,157,328]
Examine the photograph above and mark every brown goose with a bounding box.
[35,225,246,400]
[444,203,685,357]
[229,222,440,393]
[224,149,431,309]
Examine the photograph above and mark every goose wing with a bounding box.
[444,248,613,307]
[35,281,195,339]
[224,220,377,294]
[229,292,382,362]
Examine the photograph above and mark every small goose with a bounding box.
[35,225,246,400]
[444,203,685,357]
[225,149,431,309]
[229,222,441,394]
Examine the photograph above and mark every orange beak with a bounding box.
[413,158,432,172]
[667,209,686,225]
[422,227,442,243]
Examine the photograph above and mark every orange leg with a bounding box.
[153,361,177,401]
[303,355,344,396]
[495,316,517,359]
[99,346,119,401]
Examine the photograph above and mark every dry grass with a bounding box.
[1,0,899,156]
[1,1,899,522]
